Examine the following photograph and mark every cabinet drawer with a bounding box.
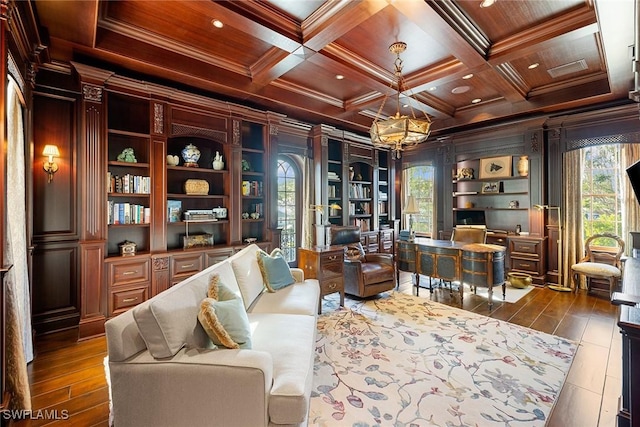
[510,240,541,255]
[320,252,342,265]
[108,259,150,287]
[320,278,344,295]
[322,261,344,278]
[111,286,148,315]
[486,235,507,246]
[510,257,541,273]
[171,253,204,276]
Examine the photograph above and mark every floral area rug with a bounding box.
[309,292,576,427]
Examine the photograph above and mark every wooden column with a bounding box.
[77,80,108,339]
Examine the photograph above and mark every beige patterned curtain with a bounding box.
[300,156,313,248]
[622,144,640,255]
[6,78,32,409]
[562,149,584,290]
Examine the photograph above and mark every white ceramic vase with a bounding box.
[517,155,528,177]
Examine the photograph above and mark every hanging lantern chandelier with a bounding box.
[370,41,432,156]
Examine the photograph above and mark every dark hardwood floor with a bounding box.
[15,271,619,426]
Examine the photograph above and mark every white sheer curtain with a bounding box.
[5,77,32,409]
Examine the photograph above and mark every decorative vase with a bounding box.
[517,155,528,177]
[349,167,354,181]
[181,143,200,167]
[212,151,224,170]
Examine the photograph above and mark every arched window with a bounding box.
[277,157,299,263]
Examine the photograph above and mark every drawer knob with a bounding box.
[123,297,138,303]
[328,255,337,261]
[122,271,136,276]
[328,283,337,290]
[181,264,194,269]
[520,263,532,268]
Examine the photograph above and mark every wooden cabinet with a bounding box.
[507,236,547,284]
[106,93,152,256]
[170,252,204,285]
[105,256,151,316]
[298,246,345,314]
[379,229,394,255]
[241,123,267,243]
[453,157,530,234]
[166,136,230,251]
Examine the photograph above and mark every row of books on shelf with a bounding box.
[108,201,150,225]
[348,202,370,215]
[327,171,340,181]
[107,172,151,194]
[242,180,263,197]
[349,183,371,198]
[328,185,339,198]
[354,218,370,232]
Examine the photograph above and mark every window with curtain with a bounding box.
[403,165,435,236]
[581,144,623,240]
[277,157,298,263]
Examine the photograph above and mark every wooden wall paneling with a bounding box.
[151,138,167,253]
[230,118,242,245]
[31,242,79,334]
[32,93,77,240]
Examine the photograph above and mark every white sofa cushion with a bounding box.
[249,313,317,425]
[133,273,212,359]
[231,244,265,309]
[250,280,320,316]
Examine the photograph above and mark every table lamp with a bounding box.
[403,196,420,241]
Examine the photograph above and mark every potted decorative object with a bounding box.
[241,159,251,171]
[166,155,179,166]
[507,271,532,289]
[117,148,137,163]
[181,143,201,167]
[517,155,529,177]
[212,151,224,170]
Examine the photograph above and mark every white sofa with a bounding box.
[105,244,321,427]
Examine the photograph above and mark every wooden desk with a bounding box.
[298,246,345,314]
[397,238,506,308]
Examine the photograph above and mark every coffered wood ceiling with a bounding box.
[33,0,636,137]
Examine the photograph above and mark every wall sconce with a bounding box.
[42,144,60,183]
[403,195,420,241]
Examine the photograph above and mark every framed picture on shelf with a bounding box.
[481,181,501,193]
[478,156,512,179]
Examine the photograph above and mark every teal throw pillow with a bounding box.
[198,282,252,349]
[256,248,296,292]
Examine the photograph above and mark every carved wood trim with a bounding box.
[82,84,103,103]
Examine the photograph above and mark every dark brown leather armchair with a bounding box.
[328,226,395,298]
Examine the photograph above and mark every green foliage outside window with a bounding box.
[581,144,623,243]
[403,165,435,236]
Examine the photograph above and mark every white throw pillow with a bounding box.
[231,244,265,309]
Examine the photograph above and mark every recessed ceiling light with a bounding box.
[528,63,539,69]
[451,85,471,94]
[335,74,344,80]
[428,86,437,91]
[211,19,224,28]
[462,73,474,80]
[480,0,496,8]
[472,98,482,104]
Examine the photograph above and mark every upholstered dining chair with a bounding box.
[328,225,395,298]
[571,233,625,298]
[450,227,487,244]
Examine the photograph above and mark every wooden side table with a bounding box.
[298,246,345,314]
